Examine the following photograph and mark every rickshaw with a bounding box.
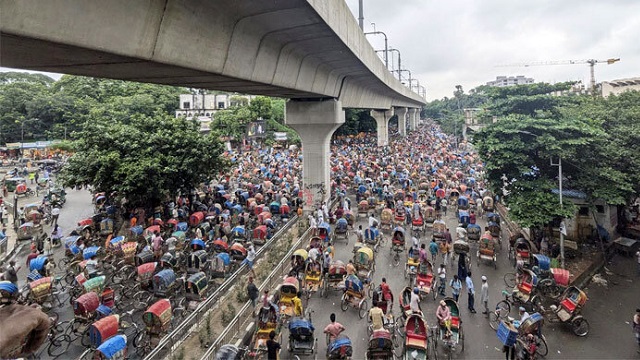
[344,210,355,228]
[466,224,481,242]
[189,211,205,227]
[17,221,45,241]
[258,211,272,226]
[380,208,393,232]
[457,196,469,211]
[317,222,332,244]
[416,260,436,300]
[340,274,368,319]
[152,269,178,298]
[477,234,497,269]
[516,312,548,358]
[190,238,206,252]
[159,252,181,270]
[278,276,301,323]
[94,334,128,360]
[364,226,382,252]
[210,252,231,278]
[135,299,172,354]
[137,262,157,289]
[100,218,114,236]
[269,201,281,214]
[304,261,323,299]
[391,227,406,265]
[47,187,67,207]
[87,314,119,349]
[537,268,571,299]
[28,276,58,309]
[359,200,371,218]
[482,196,494,213]
[435,297,464,356]
[542,286,589,336]
[458,210,470,227]
[211,238,229,254]
[488,221,501,248]
[185,272,209,309]
[411,210,425,237]
[515,238,535,267]
[396,287,414,332]
[514,269,539,304]
[530,254,551,276]
[187,250,209,274]
[365,330,394,360]
[252,225,268,246]
[291,249,308,278]
[215,345,240,360]
[69,291,101,338]
[253,302,281,358]
[229,243,247,264]
[354,246,375,285]
[327,335,353,359]
[322,260,347,298]
[135,251,154,267]
[393,207,406,227]
[308,236,324,254]
[405,248,420,283]
[230,225,247,243]
[449,190,460,207]
[487,212,501,225]
[288,316,317,355]
[334,218,349,243]
[121,242,138,265]
[29,255,51,278]
[107,236,126,256]
[403,313,429,360]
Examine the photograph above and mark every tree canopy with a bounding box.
[60,114,226,208]
[466,82,639,227]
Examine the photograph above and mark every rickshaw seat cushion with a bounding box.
[560,298,577,313]
[450,316,460,329]
[518,282,532,294]
[406,333,427,347]
[480,249,494,256]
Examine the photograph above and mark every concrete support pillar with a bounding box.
[286,99,345,212]
[371,108,393,147]
[407,108,418,131]
[396,107,407,136]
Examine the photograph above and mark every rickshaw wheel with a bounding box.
[503,273,517,288]
[340,296,348,311]
[570,316,589,337]
[535,335,548,356]
[47,333,71,357]
[496,301,511,317]
[80,327,91,347]
[488,312,500,331]
[358,299,369,319]
[395,318,406,338]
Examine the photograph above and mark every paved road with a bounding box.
[12,187,96,359]
[279,197,638,359]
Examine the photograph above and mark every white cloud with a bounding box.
[347,0,640,99]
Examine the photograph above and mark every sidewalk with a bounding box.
[1,192,47,266]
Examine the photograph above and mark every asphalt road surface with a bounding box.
[279,197,638,360]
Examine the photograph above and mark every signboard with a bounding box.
[246,119,266,138]
[273,132,288,141]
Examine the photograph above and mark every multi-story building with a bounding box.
[486,75,534,87]
[601,77,640,97]
[175,93,254,131]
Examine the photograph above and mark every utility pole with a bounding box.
[552,157,565,269]
[358,0,364,30]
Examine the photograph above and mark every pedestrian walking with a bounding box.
[466,271,476,313]
[247,276,259,316]
[480,275,489,314]
[437,263,446,296]
[449,274,462,302]
[3,260,20,285]
[243,244,257,277]
[429,239,438,263]
[443,228,452,266]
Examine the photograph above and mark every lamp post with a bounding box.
[364,30,389,69]
[386,48,401,79]
[399,69,412,88]
[516,130,565,269]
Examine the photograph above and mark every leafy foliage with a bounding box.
[61,114,227,208]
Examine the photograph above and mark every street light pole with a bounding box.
[364,31,389,69]
[358,0,364,30]
[386,48,401,79]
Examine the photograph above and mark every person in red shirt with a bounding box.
[26,248,39,267]
[323,313,345,343]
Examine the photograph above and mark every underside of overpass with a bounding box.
[0,0,424,109]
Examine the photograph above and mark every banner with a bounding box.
[273,132,288,141]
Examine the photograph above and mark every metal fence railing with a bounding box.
[201,199,338,360]
[201,226,313,359]
[143,215,299,360]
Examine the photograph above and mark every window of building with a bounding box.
[218,102,225,109]
[183,102,190,109]
[578,207,589,216]
[596,205,605,213]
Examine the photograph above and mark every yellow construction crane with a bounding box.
[498,58,620,93]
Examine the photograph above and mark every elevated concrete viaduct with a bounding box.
[0,0,425,209]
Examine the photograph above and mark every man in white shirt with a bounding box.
[410,287,422,314]
[466,273,476,313]
[308,215,317,234]
[456,224,467,241]
[51,206,61,227]
[368,214,379,228]
[243,244,257,277]
[308,246,320,262]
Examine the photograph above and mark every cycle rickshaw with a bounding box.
[322,260,347,298]
[340,274,368,319]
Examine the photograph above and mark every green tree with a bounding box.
[60,114,227,208]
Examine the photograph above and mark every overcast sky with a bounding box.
[2,1,639,101]
[346,0,640,99]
